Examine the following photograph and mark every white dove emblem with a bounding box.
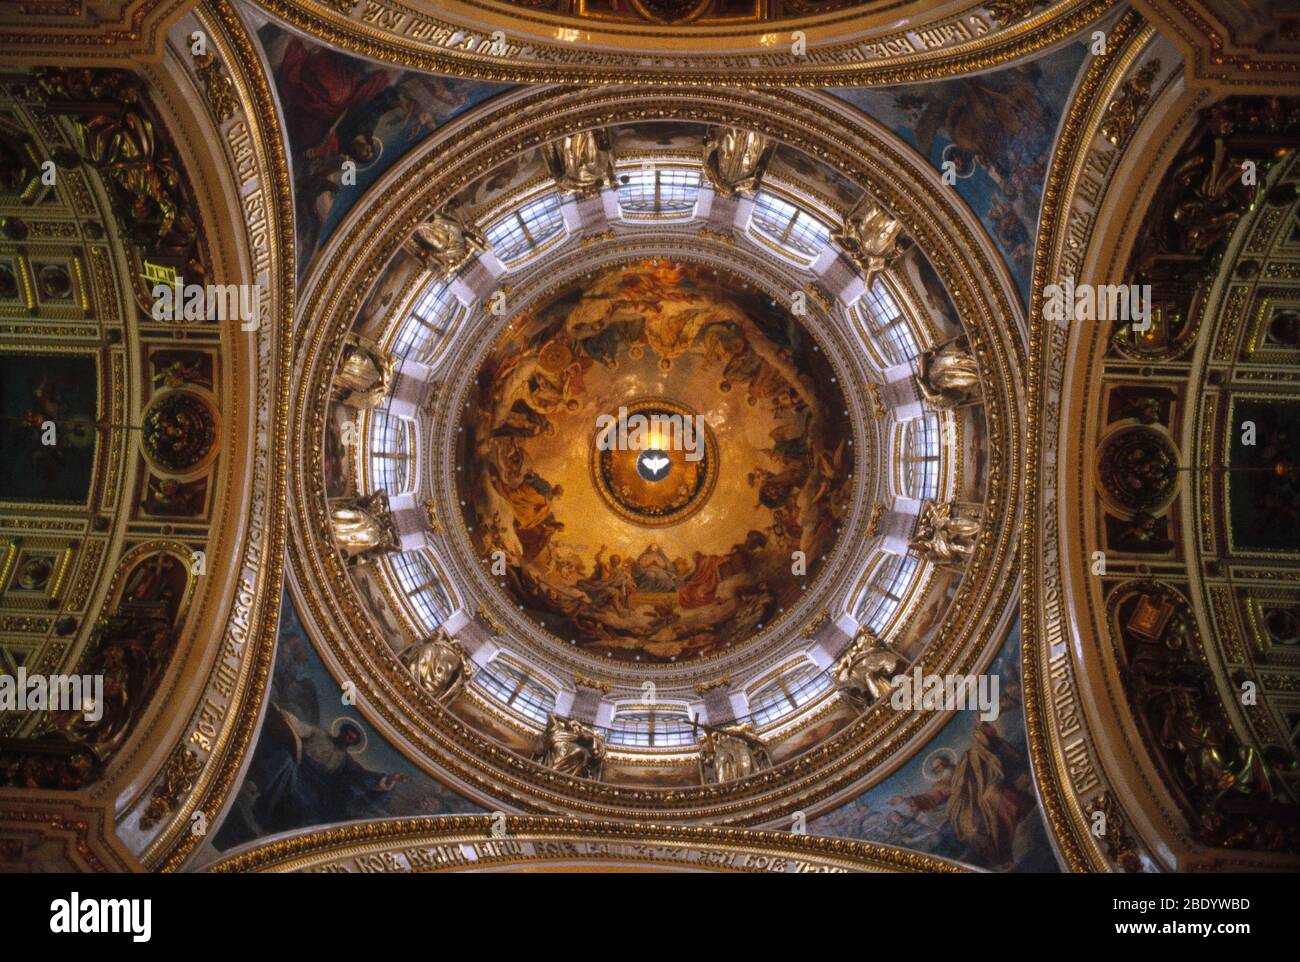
[640,454,670,476]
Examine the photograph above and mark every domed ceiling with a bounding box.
[276,79,1027,830]
[460,259,852,662]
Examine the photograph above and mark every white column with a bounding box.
[469,637,499,667]
[450,252,504,304]
[731,195,755,230]
[388,497,430,551]
[560,196,584,232]
[600,186,621,221]
[443,608,471,636]
[383,396,418,421]
[813,249,866,306]
[881,496,922,554]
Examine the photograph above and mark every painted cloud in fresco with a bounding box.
[459,260,853,664]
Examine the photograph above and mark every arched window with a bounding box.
[750,189,831,259]
[606,707,697,748]
[385,549,452,632]
[391,280,463,365]
[484,192,565,264]
[856,281,919,366]
[855,552,920,635]
[617,165,700,217]
[901,413,941,501]
[472,658,557,725]
[368,410,412,496]
[747,661,832,727]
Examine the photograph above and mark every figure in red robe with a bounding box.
[679,551,724,609]
[276,37,391,155]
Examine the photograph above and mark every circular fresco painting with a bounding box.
[458,259,853,663]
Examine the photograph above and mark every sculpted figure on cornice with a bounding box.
[329,491,399,565]
[1,551,189,790]
[917,338,981,408]
[542,129,616,199]
[535,715,606,780]
[409,211,487,279]
[835,628,906,705]
[697,723,770,784]
[702,126,775,199]
[910,501,981,566]
[832,195,906,290]
[334,333,395,410]
[985,0,1050,27]
[400,628,473,702]
[1100,59,1161,149]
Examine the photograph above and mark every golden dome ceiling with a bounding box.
[458,258,854,663]
[0,0,1298,885]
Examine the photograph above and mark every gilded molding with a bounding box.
[246,0,1114,86]
[1021,7,1151,874]
[206,814,971,873]
[144,0,297,872]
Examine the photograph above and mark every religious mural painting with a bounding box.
[256,24,510,275]
[0,353,97,504]
[833,40,1089,305]
[812,619,1058,872]
[213,591,481,851]
[459,259,853,663]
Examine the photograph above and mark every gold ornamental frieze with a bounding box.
[1023,10,1173,874]
[94,0,294,874]
[206,814,971,873]
[241,0,1112,85]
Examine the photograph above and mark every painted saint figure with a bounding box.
[248,707,407,835]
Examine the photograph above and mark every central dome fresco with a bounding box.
[458,259,853,663]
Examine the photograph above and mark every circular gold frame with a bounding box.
[585,396,720,528]
[247,0,1112,86]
